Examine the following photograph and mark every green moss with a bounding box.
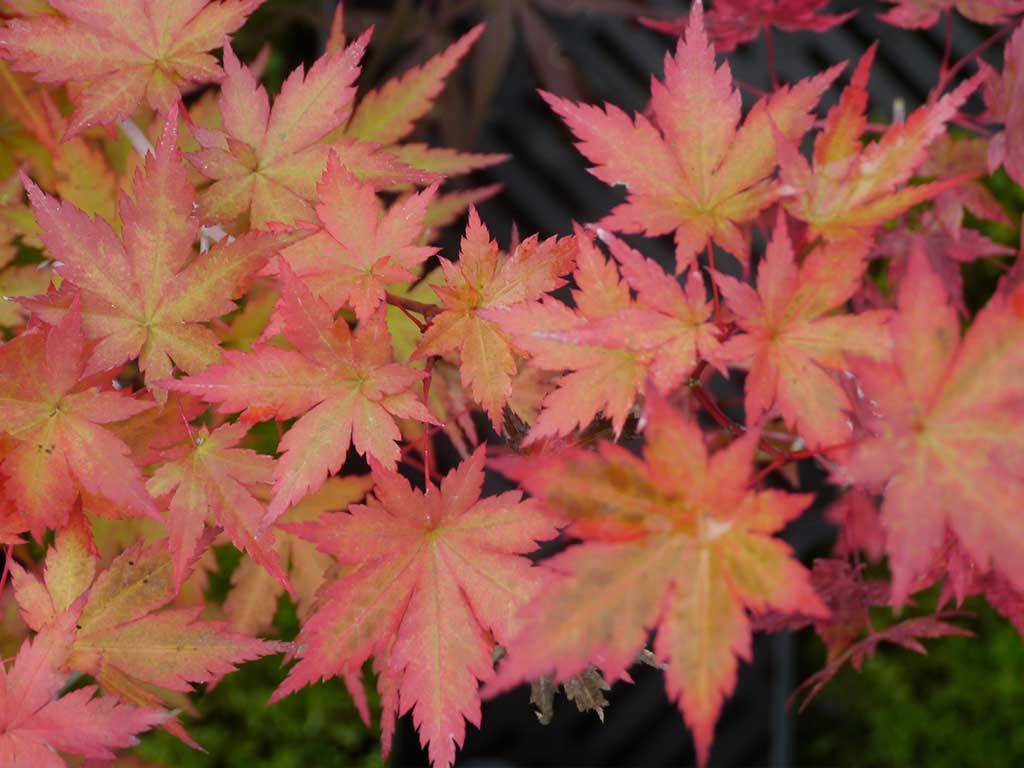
[800,601,1024,768]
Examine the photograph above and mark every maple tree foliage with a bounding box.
[0,0,1022,765]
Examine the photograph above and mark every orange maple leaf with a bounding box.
[543,1,839,271]
[274,151,439,321]
[488,228,718,441]
[0,0,262,136]
[23,108,307,397]
[714,213,892,447]
[10,527,281,738]
[776,44,984,242]
[414,209,577,427]
[843,250,1024,604]
[486,396,826,767]
[272,448,559,768]
[166,259,438,517]
[147,421,289,592]
[0,302,156,536]
[191,34,437,228]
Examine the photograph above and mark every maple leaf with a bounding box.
[414,209,577,426]
[10,527,283,721]
[640,1,855,53]
[879,0,1024,28]
[225,474,373,637]
[713,213,891,447]
[191,34,435,228]
[544,1,840,271]
[166,259,438,518]
[484,228,647,441]
[552,228,724,393]
[0,609,166,767]
[486,396,827,766]
[776,45,984,243]
[983,24,1024,188]
[147,421,288,592]
[0,0,262,136]
[842,251,1024,604]
[0,302,157,536]
[274,151,439,321]
[23,107,307,396]
[272,448,558,768]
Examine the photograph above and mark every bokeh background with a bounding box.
[131,1,1024,766]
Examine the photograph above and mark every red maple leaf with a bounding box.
[842,250,1024,604]
[272,448,559,768]
[23,107,307,397]
[641,0,855,53]
[0,610,166,766]
[879,0,1024,28]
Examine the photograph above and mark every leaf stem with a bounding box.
[119,117,155,157]
[705,237,722,326]
[385,292,440,321]
[929,21,1014,104]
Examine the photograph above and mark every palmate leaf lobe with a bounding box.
[714,213,892,447]
[414,209,577,427]
[10,527,283,719]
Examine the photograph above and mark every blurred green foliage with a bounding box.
[800,599,1024,768]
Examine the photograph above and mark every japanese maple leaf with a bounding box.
[879,0,1024,28]
[274,151,439,321]
[552,228,724,394]
[484,228,647,440]
[23,107,306,395]
[842,251,1024,605]
[414,209,577,426]
[485,396,826,767]
[640,1,855,53]
[225,475,373,637]
[543,0,840,271]
[0,303,156,536]
[191,35,433,228]
[10,527,283,718]
[0,610,166,768]
[166,259,438,517]
[713,213,891,447]
[0,0,262,136]
[776,44,983,243]
[983,24,1024,188]
[272,448,559,768]
[147,421,288,592]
